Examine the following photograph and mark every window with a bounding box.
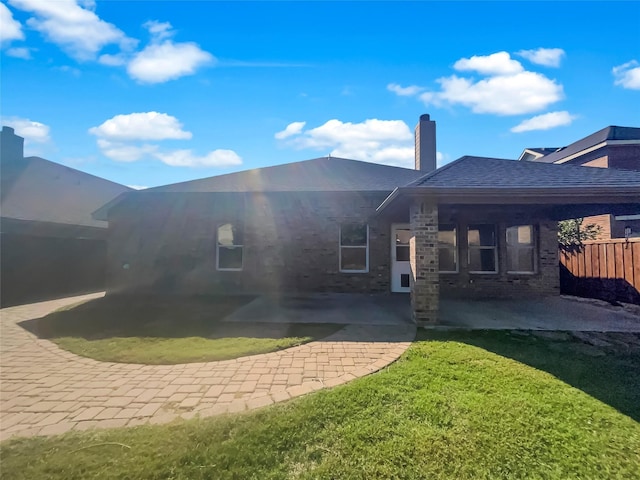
[340,223,368,272]
[507,225,536,273]
[217,223,243,271]
[438,224,457,273]
[468,224,497,273]
[395,228,411,262]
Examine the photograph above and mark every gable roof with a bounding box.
[146,157,425,193]
[528,125,640,164]
[1,156,131,228]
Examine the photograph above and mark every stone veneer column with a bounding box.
[410,200,439,326]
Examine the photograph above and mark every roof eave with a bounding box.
[376,186,640,212]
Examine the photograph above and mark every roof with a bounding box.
[1,156,131,228]
[377,156,640,212]
[146,157,425,193]
[406,156,640,189]
[518,147,561,161]
[524,147,561,156]
[528,125,640,164]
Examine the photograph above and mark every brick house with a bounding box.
[0,126,131,306]
[95,115,640,325]
[519,125,640,239]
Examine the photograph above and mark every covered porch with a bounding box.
[377,156,640,326]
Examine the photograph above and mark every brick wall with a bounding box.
[568,145,640,239]
[106,191,393,295]
[437,208,560,299]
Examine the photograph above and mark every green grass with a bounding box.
[20,295,342,364]
[2,330,639,479]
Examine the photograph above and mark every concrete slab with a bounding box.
[439,297,640,332]
[223,293,413,326]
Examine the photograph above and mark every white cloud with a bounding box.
[89,112,192,141]
[142,20,173,41]
[613,60,640,90]
[516,48,565,67]
[454,51,524,75]
[154,149,242,167]
[274,121,306,140]
[91,111,241,168]
[0,3,24,43]
[96,140,158,162]
[98,53,127,66]
[387,83,424,96]
[2,116,50,143]
[511,111,577,133]
[6,46,31,59]
[395,51,564,116]
[275,118,417,168]
[126,20,214,83]
[127,41,214,84]
[127,185,148,190]
[8,0,136,60]
[420,70,563,115]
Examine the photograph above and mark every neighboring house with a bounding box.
[95,115,640,325]
[0,126,131,306]
[519,126,640,239]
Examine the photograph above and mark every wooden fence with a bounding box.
[559,238,640,304]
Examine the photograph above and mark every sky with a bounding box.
[1,1,639,189]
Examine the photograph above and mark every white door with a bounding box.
[391,224,411,293]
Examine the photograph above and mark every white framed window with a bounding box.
[468,224,498,273]
[217,223,243,271]
[340,223,369,273]
[438,224,458,273]
[506,225,536,274]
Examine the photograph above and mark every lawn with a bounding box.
[2,330,639,479]
[20,295,342,364]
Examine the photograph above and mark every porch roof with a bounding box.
[376,156,640,216]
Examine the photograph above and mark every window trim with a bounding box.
[339,223,369,273]
[467,224,498,274]
[506,224,537,275]
[216,223,244,272]
[438,224,459,274]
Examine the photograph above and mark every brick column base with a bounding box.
[410,200,439,326]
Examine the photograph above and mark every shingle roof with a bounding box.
[407,156,640,189]
[1,156,131,228]
[147,157,425,193]
[530,125,640,164]
[523,147,561,156]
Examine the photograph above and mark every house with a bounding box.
[95,115,640,325]
[0,126,131,306]
[519,126,640,239]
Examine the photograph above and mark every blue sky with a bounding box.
[1,1,639,189]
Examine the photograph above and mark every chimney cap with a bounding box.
[419,114,431,121]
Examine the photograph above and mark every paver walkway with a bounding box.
[0,293,415,441]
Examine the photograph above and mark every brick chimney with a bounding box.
[0,126,24,164]
[415,114,436,172]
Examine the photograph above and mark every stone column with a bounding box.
[410,200,439,325]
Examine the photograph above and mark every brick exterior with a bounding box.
[106,192,394,295]
[410,201,439,326]
[437,208,560,300]
[563,145,640,240]
[106,193,563,326]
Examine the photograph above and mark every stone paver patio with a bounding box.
[0,293,415,441]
